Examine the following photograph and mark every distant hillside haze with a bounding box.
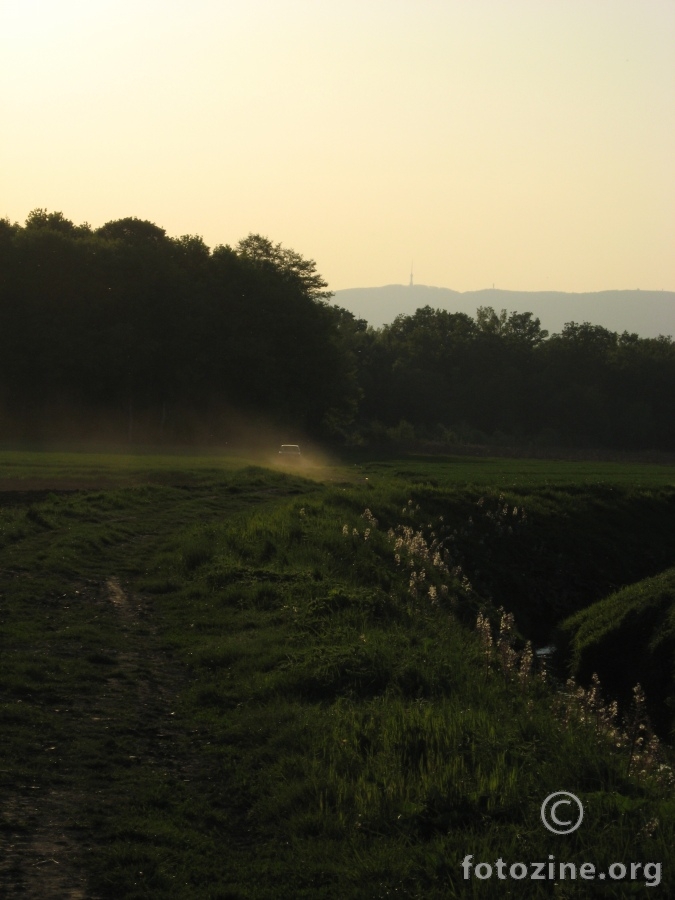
[332,285,675,338]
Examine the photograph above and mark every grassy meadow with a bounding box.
[1,449,674,898]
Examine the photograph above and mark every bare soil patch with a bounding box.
[0,790,91,900]
[0,575,188,899]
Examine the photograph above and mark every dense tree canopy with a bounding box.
[0,211,356,442]
[356,306,674,450]
[1,210,673,451]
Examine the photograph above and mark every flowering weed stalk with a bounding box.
[556,674,674,788]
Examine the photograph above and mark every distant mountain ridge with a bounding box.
[332,285,675,339]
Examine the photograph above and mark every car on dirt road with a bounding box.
[278,444,302,461]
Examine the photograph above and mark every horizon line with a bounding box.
[331,284,675,295]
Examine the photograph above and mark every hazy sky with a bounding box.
[1,0,673,292]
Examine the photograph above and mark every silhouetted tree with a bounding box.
[1,210,673,451]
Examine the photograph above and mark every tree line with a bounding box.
[1,210,673,451]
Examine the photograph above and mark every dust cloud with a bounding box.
[0,397,341,478]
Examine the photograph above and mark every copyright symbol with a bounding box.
[541,792,584,835]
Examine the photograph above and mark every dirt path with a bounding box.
[0,576,187,899]
[0,790,90,899]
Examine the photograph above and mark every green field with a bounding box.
[1,450,674,898]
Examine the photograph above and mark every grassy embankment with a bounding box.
[1,450,674,898]
[563,569,675,736]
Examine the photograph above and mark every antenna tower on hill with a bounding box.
[409,261,413,287]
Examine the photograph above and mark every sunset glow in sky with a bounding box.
[1,0,673,292]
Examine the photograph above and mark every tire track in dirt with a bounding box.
[105,577,130,613]
[0,576,190,899]
[0,790,89,900]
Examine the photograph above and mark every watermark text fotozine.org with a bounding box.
[461,856,661,887]
[461,792,662,887]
